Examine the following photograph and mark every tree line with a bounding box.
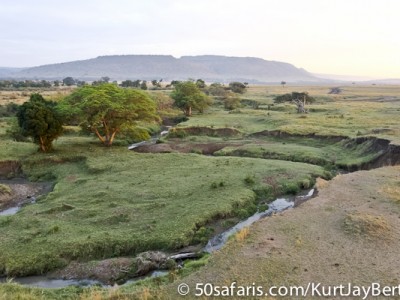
[9,78,313,152]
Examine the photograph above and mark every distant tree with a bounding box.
[17,94,63,152]
[223,92,241,110]
[133,80,141,88]
[170,80,181,86]
[140,80,148,90]
[61,84,159,146]
[171,81,212,116]
[208,82,228,97]
[76,80,86,87]
[229,82,247,94]
[120,80,133,87]
[281,81,286,88]
[62,77,76,86]
[274,92,315,113]
[195,79,206,89]
[53,80,60,87]
[101,76,110,83]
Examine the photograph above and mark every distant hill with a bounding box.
[0,67,25,78]
[8,55,317,83]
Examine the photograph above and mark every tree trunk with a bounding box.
[39,136,47,152]
[108,130,118,146]
[184,106,192,116]
[293,99,306,113]
[93,128,106,144]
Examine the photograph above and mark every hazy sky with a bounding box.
[1,0,399,78]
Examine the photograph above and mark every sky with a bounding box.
[1,0,399,78]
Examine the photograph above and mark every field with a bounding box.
[0,84,399,299]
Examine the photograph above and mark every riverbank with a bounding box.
[161,166,400,299]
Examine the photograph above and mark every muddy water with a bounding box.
[0,206,20,216]
[0,276,104,288]
[204,188,315,252]
[0,270,169,288]
[0,179,52,216]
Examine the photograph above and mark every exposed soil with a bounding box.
[51,251,170,285]
[165,166,400,299]
[171,127,241,137]
[0,160,22,178]
[0,179,52,211]
[134,142,237,155]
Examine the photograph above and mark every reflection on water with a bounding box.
[0,206,20,216]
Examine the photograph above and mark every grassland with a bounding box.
[0,84,399,299]
[0,133,325,278]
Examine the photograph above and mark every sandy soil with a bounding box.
[163,166,400,299]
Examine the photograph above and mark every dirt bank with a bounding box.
[163,166,400,299]
[0,179,53,211]
[170,127,241,137]
[134,141,236,155]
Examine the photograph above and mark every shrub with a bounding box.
[0,184,12,195]
[244,175,255,185]
[283,182,300,195]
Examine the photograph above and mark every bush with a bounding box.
[168,129,187,138]
[283,182,300,195]
[6,118,29,142]
[0,103,19,117]
[0,183,12,195]
[244,175,255,185]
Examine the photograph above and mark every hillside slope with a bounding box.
[11,55,316,82]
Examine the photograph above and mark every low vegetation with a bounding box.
[0,84,399,299]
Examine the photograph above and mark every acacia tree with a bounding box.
[229,82,247,94]
[171,81,212,116]
[61,83,159,146]
[17,94,63,152]
[274,92,315,113]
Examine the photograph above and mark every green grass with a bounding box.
[214,136,384,169]
[0,134,325,277]
[1,84,399,299]
[177,85,400,143]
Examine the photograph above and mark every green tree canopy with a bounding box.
[195,79,206,89]
[17,93,63,152]
[229,82,247,94]
[171,81,212,116]
[274,92,315,113]
[61,83,159,146]
[62,77,76,86]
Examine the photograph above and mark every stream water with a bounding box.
[204,188,315,252]
[128,126,171,150]
[0,188,315,289]
[0,271,169,288]
[0,179,52,217]
[0,206,20,216]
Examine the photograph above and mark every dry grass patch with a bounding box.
[235,227,250,242]
[381,183,400,203]
[0,183,12,195]
[343,212,391,239]
[315,177,329,189]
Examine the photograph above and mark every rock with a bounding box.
[135,251,168,276]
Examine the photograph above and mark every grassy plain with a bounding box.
[0,135,325,277]
[0,84,399,299]
[179,84,400,142]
